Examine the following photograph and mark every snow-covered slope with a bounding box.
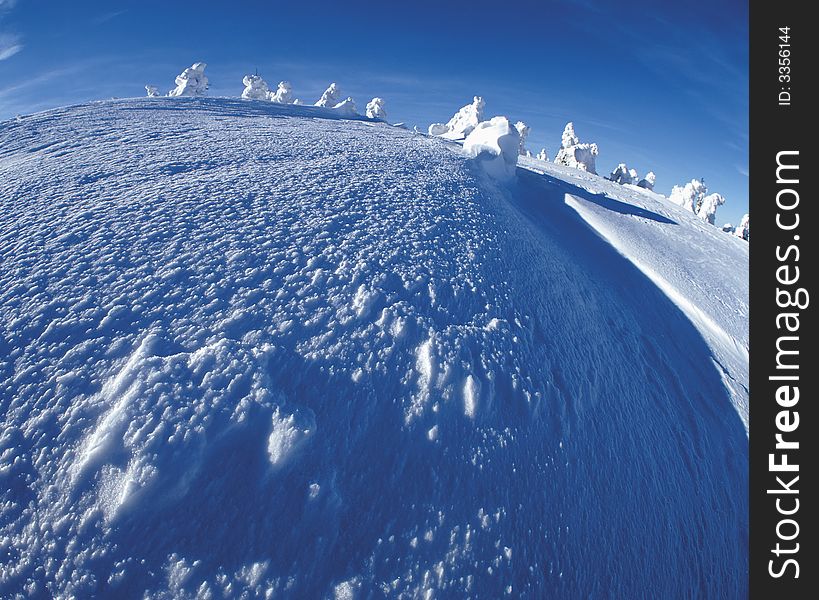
[0,98,747,598]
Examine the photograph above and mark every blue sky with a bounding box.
[0,0,749,224]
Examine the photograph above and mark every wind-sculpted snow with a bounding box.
[1,98,747,598]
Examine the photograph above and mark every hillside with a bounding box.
[0,98,748,599]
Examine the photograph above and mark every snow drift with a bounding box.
[463,116,520,179]
[0,97,748,599]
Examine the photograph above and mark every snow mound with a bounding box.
[463,116,520,179]
[0,97,748,599]
[428,96,485,140]
[270,81,295,104]
[315,82,342,107]
[168,62,209,97]
[365,97,387,120]
[553,122,598,174]
[241,74,271,101]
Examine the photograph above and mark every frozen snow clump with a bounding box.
[168,62,209,97]
[428,96,485,140]
[462,116,521,179]
[366,97,387,120]
[553,122,598,174]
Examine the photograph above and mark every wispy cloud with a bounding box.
[92,9,127,25]
[0,0,21,61]
[0,33,20,60]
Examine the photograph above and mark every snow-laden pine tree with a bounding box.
[366,98,387,120]
[735,214,749,241]
[315,83,342,107]
[168,63,209,97]
[514,121,531,156]
[553,122,598,174]
[696,193,725,225]
[270,81,295,104]
[637,172,656,191]
[145,85,160,98]
[241,74,271,101]
[428,96,485,140]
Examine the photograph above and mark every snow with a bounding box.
[428,96,484,140]
[241,74,272,101]
[145,85,160,98]
[637,171,656,191]
[514,121,530,156]
[462,116,520,179]
[735,214,749,241]
[168,62,209,97]
[270,81,295,104]
[536,148,548,162]
[609,163,634,185]
[366,97,387,120]
[697,193,725,225]
[668,178,706,213]
[0,97,747,598]
[553,122,598,174]
[332,97,358,116]
[315,82,342,107]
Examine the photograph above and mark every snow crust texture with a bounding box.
[1,98,747,599]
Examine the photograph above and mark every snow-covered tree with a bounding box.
[315,83,342,107]
[463,116,521,179]
[270,81,295,104]
[696,193,725,225]
[366,97,387,120]
[428,96,485,140]
[668,179,707,213]
[536,148,549,161]
[514,121,531,156]
[637,172,656,191]
[553,122,598,174]
[735,214,749,241]
[145,85,160,98]
[241,74,271,101]
[721,223,735,233]
[168,63,209,97]
[561,122,579,149]
[609,163,635,185]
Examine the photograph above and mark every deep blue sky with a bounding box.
[0,0,749,224]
